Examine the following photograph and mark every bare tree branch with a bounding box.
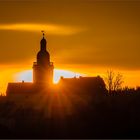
[105,70,123,93]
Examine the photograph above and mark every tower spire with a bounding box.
[41,30,45,38]
[40,30,47,51]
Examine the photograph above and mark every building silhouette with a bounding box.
[6,33,54,96]
[6,33,106,97]
[33,33,54,84]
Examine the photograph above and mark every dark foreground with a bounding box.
[1,84,140,138]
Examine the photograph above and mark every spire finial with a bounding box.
[41,30,45,38]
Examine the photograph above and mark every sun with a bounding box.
[53,69,82,84]
[14,69,83,84]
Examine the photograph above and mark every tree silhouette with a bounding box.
[113,73,123,91]
[105,70,123,93]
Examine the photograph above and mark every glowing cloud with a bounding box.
[0,23,86,35]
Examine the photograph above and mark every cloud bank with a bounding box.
[0,23,85,35]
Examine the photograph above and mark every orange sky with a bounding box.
[0,0,140,93]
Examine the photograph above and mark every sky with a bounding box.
[0,0,140,93]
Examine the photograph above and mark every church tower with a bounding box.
[33,32,54,84]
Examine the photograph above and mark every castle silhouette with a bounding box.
[6,33,106,96]
[33,32,54,84]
